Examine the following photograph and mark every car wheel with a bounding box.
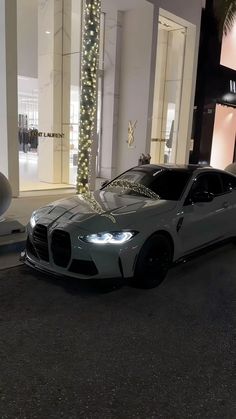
[133,233,172,289]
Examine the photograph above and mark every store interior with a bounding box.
[17,0,82,192]
[17,0,104,192]
[18,75,80,191]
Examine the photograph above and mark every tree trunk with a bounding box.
[77,0,101,194]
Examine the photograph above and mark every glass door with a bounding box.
[151,16,186,164]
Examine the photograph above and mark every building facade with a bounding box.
[0,0,203,196]
[191,0,236,169]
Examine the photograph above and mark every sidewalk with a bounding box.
[0,189,75,269]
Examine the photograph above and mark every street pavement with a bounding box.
[0,243,235,418]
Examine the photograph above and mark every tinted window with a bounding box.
[118,170,158,185]
[149,171,191,200]
[105,169,191,200]
[221,173,236,193]
[191,173,222,196]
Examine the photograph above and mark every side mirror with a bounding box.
[101,179,109,189]
[192,190,214,203]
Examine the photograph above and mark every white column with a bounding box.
[62,0,82,185]
[0,0,19,197]
[38,0,63,183]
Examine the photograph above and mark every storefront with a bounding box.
[0,0,202,196]
[191,0,236,170]
[16,0,105,192]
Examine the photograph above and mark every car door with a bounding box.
[179,172,227,254]
[219,171,236,237]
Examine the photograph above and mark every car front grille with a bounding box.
[26,236,38,259]
[51,229,71,267]
[33,224,49,261]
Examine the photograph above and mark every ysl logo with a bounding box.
[127,120,137,147]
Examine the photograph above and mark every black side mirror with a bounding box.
[192,190,214,203]
[101,179,109,189]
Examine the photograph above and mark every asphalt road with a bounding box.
[0,243,236,419]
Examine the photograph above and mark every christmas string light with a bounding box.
[108,180,160,200]
[77,0,101,194]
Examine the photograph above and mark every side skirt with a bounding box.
[173,237,235,266]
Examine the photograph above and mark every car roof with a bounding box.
[132,164,212,173]
[130,164,236,179]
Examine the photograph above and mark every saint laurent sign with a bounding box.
[38,132,65,138]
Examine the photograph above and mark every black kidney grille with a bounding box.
[51,230,71,267]
[33,224,49,261]
[26,236,38,259]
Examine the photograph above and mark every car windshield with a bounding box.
[103,168,192,200]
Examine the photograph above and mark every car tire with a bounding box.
[132,233,173,289]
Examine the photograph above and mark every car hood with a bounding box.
[36,190,177,231]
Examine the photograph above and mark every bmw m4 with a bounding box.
[23,164,236,288]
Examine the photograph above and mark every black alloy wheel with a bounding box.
[133,233,172,289]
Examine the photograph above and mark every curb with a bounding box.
[0,240,26,255]
[0,241,26,271]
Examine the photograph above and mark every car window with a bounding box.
[149,171,191,200]
[104,169,192,200]
[190,173,223,197]
[220,172,236,193]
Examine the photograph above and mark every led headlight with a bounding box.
[79,231,137,245]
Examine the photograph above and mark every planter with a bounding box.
[0,172,12,218]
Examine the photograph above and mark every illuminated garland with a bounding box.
[77,0,101,194]
[109,180,160,200]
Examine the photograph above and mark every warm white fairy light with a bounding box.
[108,180,160,200]
[77,0,101,194]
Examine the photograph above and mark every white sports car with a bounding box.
[22,164,236,288]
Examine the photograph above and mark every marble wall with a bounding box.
[99,8,123,179]
[116,3,154,174]
[62,0,82,185]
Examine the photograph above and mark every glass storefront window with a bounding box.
[17,0,104,191]
[150,16,186,165]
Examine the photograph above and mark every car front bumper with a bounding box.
[24,223,141,280]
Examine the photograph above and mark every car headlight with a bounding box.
[79,231,137,245]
